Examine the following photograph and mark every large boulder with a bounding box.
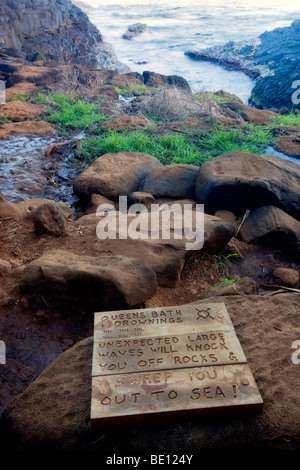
[20,250,158,309]
[2,294,299,449]
[195,151,300,219]
[140,164,199,199]
[239,206,300,257]
[73,152,163,200]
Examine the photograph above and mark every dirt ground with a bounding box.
[0,212,299,419]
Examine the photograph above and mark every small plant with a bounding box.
[216,253,239,267]
[0,116,11,125]
[8,93,31,102]
[194,92,235,104]
[114,85,157,96]
[214,276,239,286]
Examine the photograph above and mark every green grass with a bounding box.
[270,111,300,127]
[8,93,31,102]
[196,124,274,157]
[115,85,161,96]
[80,130,209,167]
[194,92,235,104]
[78,123,274,169]
[0,116,11,125]
[32,93,106,129]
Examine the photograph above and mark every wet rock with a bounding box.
[101,116,149,131]
[3,294,300,449]
[273,267,299,287]
[33,203,68,237]
[122,23,152,40]
[239,206,300,258]
[273,135,300,158]
[73,152,162,200]
[0,121,55,140]
[140,164,199,199]
[0,101,46,121]
[195,151,300,219]
[20,250,158,309]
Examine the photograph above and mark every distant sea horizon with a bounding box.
[83,0,300,103]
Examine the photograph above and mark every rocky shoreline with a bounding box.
[185,19,300,110]
[0,0,299,451]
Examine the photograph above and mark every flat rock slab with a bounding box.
[91,303,263,426]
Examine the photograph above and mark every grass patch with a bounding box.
[78,123,275,169]
[8,93,31,102]
[197,124,274,157]
[115,85,160,96]
[80,130,209,167]
[270,111,300,127]
[194,92,235,104]
[32,93,106,129]
[0,116,12,125]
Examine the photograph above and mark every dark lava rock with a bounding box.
[0,0,120,70]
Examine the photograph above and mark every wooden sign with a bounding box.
[91,303,263,427]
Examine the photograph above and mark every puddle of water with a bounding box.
[265,146,300,166]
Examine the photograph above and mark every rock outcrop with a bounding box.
[122,23,152,40]
[0,0,122,71]
[185,20,300,109]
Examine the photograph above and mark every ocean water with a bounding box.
[87,0,300,103]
